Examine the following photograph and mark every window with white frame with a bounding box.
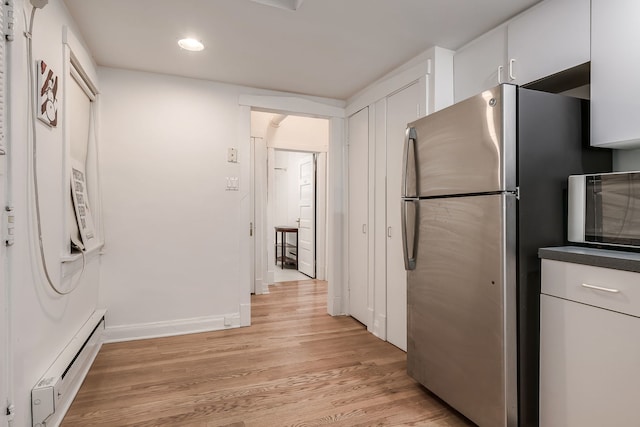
[68,64,96,252]
[64,46,102,256]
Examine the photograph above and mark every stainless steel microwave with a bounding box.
[568,171,640,249]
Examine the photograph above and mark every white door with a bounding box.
[297,154,315,277]
[386,82,421,351]
[348,108,369,326]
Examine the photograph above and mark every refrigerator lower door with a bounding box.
[407,193,517,427]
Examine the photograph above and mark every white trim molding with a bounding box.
[240,303,251,327]
[373,313,387,340]
[104,313,242,343]
[239,94,345,118]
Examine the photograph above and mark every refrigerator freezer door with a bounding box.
[402,127,418,198]
[407,194,517,427]
[405,84,517,198]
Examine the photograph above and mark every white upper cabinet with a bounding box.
[454,0,590,102]
[507,0,590,86]
[454,26,507,103]
[591,0,640,148]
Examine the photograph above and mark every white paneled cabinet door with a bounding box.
[454,0,590,103]
[591,0,640,148]
[348,108,369,326]
[297,154,315,278]
[506,0,590,86]
[453,26,507,103]
[386,82,420,351]
[540,294,640,426]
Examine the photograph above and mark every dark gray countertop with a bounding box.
[539,246,640,273]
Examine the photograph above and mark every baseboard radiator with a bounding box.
[31,309,106,427]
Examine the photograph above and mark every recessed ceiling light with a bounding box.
[178,38,205,52]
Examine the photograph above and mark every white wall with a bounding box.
[98,67,248,336]
[273,151,289,224]
[251,112,329,152]
[268,118,328,152]
[97,68,342,339]
[6,1,101,425]
[2,3,345,420]
[614,149,640,171]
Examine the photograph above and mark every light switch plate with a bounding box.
[227,147,238,163]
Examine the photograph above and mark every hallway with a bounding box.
[63,280,472,426]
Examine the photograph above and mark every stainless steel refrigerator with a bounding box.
[402,84,611,427]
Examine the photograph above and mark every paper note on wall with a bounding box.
[70,159,96,251]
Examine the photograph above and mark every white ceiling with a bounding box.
[62,0,541,100]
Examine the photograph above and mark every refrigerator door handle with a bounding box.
[402,127,418,198]
[401,199,419,270]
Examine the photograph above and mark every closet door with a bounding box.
[348,107,369,326]
[386,83,421,350]
[0,4,7,411]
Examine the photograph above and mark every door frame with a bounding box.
[238,95,346,321]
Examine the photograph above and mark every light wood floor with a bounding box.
[63,280,474,426]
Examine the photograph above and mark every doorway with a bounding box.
[250,111,329,293]
[272,150,316,283]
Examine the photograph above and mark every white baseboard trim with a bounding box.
[372,313,387,340]
[367,307,375,333]
[327,295,343,316]
[256,281,270,295]
[266,270,274,285]
[104,313,241,343]
[240,303,251,327]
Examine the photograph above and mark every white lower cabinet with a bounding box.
[540,260,640,427]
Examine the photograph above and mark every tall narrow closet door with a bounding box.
[348,107,369,326]
[386,82,421,350]
[0,3,7,411]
